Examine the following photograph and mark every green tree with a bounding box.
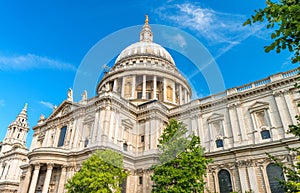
[244,0,300,192]
[65,149,128,193]
[151,119,211,193]
[244,0,300,63]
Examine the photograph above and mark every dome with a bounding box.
[115,41,175,65]
[97,16,192,108]
[114,16,175,65]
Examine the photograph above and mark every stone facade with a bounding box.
[0,19,299,193]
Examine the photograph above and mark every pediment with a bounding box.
[207,113,224,122]
[122,119,134,128]
[249,101,269,112]
[84,115,95,122]
[138,99,169,111]
[46,100,79,121]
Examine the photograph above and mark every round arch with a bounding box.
[218,169,233,193]
[266,163,285,193]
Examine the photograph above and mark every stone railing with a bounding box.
[169,68,299,114]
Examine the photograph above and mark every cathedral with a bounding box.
[0,17,299,193]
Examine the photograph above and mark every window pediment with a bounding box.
[122,119,134,129]
[207,113,224,123]
[249,101,269,113]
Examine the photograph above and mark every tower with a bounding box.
[2,103,29,152]
[0,104,29,193]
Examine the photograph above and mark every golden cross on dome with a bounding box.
[145,15,149,25]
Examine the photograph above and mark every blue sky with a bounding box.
[0,0,296,147]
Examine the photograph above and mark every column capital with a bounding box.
[33,163,41,170]
[47,163,54,170]
[61,164,68,172]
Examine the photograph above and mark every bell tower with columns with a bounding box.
[2,103,29,153]
[0,104,29,193]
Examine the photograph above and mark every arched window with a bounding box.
[267,163,285,193]
[218,169,233,193]
[57,126,67,147]
[216,139,224,148]
[261,130,271,139]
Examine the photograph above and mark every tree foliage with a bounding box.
[244,0,300,63]
[151,119,211,193]
[65,149,128,193]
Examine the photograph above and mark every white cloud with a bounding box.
[156,3,267,45]
[173,34,187,48]
[0,53,76,71]
[39,101,54,109]
[163,33,187,49]
[0,99,5,107]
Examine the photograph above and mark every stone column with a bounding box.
[153,76,157,99]
[255,162,267,193]
[236,105,247,142]
[283,92,294,124]
[142,171,147,193]
[142,75,146,99]
[91,111,100,144]
[172,81,176,103]
[42,163,54,193]
[57,165,67,193]
[163,78,167,102]
[179,85,182,105]
[184,89,188,103]
[97,109,105,143]
[28,163,40,193]
[132,75,136,98]
[261,163,271,192]
[114,110,120,144]
[19,165,32,193]
[237,161,250,192]
[113,79,118,92]
[228,104,241,145]
[121,77,125,97]
[145,121,150,151]
[212,170,218,192]
[274,91,293,137]
[247,164,259,193]
[224,107,234,148]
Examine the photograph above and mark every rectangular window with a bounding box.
[147,92,151,99]
[137,92,142,99]
[123,143,128,151]
[139,176,143,185]
[57,126,67,147]
[141,135,145,143]
[84,138,89,147]
[216,139,224,148]
[261,130,271,139]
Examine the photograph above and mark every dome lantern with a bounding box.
[140,15,153,42]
